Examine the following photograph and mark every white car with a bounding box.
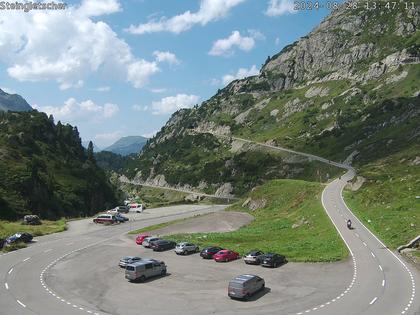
[175,242,199,255]
[142,237,160,248]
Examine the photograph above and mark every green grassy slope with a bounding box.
[166,179,347,262]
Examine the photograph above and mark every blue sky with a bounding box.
[0,0,338,148]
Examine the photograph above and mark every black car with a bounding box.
[6,232,33,244]
[150,240,177,251]
[200,246,223,259]
[261,253,286,268]
[115,213,129,223]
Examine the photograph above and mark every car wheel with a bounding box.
[139,275,146,282]
[161,269,167,276]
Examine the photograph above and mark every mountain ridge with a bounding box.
[104,135,148,156]
[0,89,33,112]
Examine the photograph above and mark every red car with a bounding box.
[213,250,239,262]
[136,234,150,245]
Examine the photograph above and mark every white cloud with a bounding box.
[221,65,259,85]
[0,86,16,94]
[95,130,123,142]
[153,51,180,65]
[125,0,245,35]
[78,0,121,17]
[209,30,263,57]
[127,60,160,88]
[132,104,148,111]
[265,0,296,16]
[33,97,120,121]
[151,94,200,115]
[149,88,167,94]
[275,37,280,45]
[94,86,111,92]
[0,1,159,89]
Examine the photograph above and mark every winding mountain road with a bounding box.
[0,136,419,314]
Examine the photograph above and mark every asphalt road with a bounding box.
[1,173,419,314]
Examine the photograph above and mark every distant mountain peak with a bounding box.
[0,88,32,112]
[103,136,148,156]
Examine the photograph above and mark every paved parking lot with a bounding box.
[48,235,352,315]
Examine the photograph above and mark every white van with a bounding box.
[129,203,143,213]
[125,259,167,282]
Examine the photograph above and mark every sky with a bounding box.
[0,0,338,148]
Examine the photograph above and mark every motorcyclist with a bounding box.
[347,219,352,229]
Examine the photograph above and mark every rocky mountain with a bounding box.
[0,110,119,220]
[0,89,32,111]
[125,3,419,197]
[104,136,148,156]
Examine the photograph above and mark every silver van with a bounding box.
[228,274,265,300]
[125,259,167,282]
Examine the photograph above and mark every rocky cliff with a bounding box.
[125,3,419,196]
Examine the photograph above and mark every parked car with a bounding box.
[119,256,142,268]
[116,205,130,213]
[115,213,129,223]
[175,242,199,255]
[228,274,265,300]
[260,253,286,268]
[142,237,160,248]
[213,250,239,262]
[244,250,265,265]
[128,203,143,213]
[150,240,176,251]
[6,232,33,244]
[22,215,41,225]
[125,259,167,282]
[200,246,223,259]
[136,234,150,245]
[93,214,116,224]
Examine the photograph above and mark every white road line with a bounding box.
[22,257,30,262]
[8,268,13,274]
[17,300,26,308]
[379,265,383,271]
[382,280,385,287]
[355,233,359,238]
[44,249,53,253]
[371,252,375,258]
[370,297,378,305]
[5,282,8,290]
[363,242,367,247]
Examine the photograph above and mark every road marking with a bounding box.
[5,283,8,290]
[8,268,13,274]
[371,252,375,258]
[355,233,359,238]
[66,242,74,246]
[44,249,53,253]
[379,265,383,271]
[17,300,26,308]
[382,280,385,286]
[22,257,30,262]
[370,297,378,305]
[363,242,367,247]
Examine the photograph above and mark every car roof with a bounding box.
[231,274,259,282]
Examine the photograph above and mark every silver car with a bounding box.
[125,259,167,282]
[228,274,265,300]
[119,256,142,268]
[243,250,264,265]
[143,237,160,248]
[175,242,199,255]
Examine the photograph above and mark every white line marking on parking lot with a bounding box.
[5,282,8,290]
[8,268,13,274]
[17,300,26,308]
[371,252,375,258]
[382,280,385,287]
[379,265,383,271]
[370,297,378,305]
[363,242,367,247]
[22,257,30,262]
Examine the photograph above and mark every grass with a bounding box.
[0,219,67,239]
[343,147,420,249]
[119,183,191,209]
[145,179,348,262]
